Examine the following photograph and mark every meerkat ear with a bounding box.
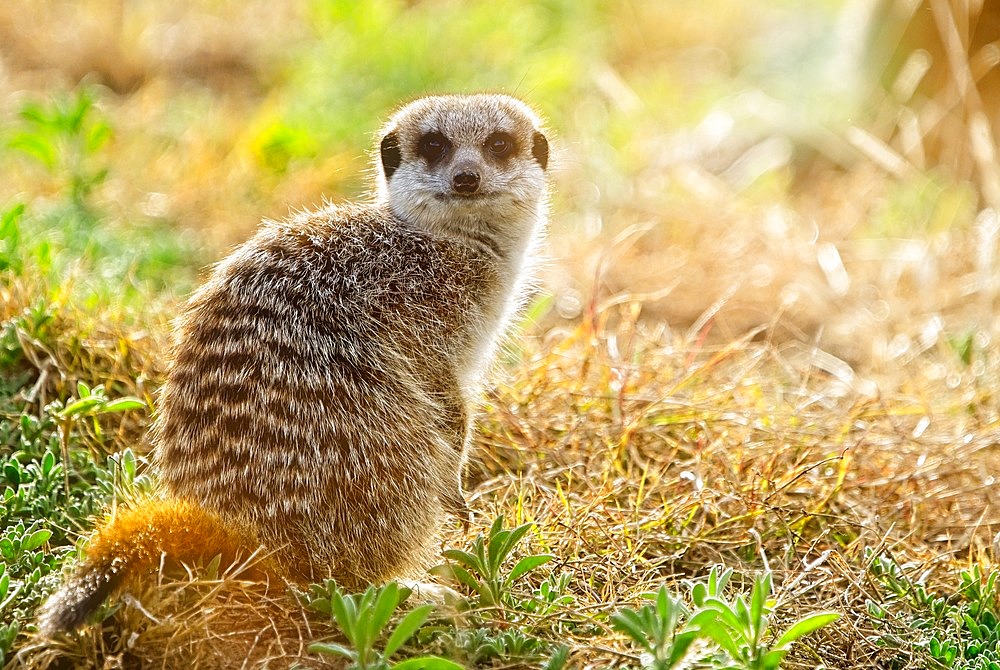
[531,131,548,170]
[380,131,402,180]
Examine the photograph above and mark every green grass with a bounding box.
[3,1,1000,668]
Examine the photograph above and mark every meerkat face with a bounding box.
[376,94,549,250]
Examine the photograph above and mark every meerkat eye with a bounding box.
[485,132,516,158]
[417,132,450,163]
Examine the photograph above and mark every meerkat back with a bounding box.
[153,94,550,586]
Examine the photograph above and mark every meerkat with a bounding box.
[37,93,550,634]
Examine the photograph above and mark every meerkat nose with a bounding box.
[452,170,481,194]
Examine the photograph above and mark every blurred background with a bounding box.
[1,0,998,385]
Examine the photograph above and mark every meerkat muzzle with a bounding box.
[452,170,481,194]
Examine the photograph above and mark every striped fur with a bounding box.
[39,94,549,632]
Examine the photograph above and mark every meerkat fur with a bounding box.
[37,93,550,637]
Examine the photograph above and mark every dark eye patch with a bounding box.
[485,131,516,159]
[417,131,451,163]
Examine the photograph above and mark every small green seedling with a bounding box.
[307,581,462,670]
[434,515,553,613]
[686,571,840,670]
[50,381,146,497]
[612,566,839,670]
[611,586,698,670]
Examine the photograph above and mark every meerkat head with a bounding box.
[375,94,549,256]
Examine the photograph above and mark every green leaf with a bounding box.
[100,397,147,414]
[369,583,401,641]
[710,566,733,596]
[692,582,708,607]
[774,612,840,649]
[7,133,56,169]
[733,594,751,630]
[750,573,771,629]
[308,642,356,659]
[432,564,481,595]
[487,528,512,573]
[18,102,48,126]
[391,656,466,670]
[0,203,24,240]
[441,549,482,572]
[761,649,787,670]
[67,90,92,133]
[496,523,533,568]
[22,529,51,552]
[350,590,375,654]
[4,463,20,487]
[205,553,222,580]
[509,554,553,582]
[669,630,698,666]
[42,450,55,476]
[330,591,356,640]
[384,603,434,657]
[489,515,505,538]
[611,609,654,651]
[963,613,982,639]
[689,614,741,660]
[87,120,112,153]
[702,598,745,636]
[58,396,105,418]
[121,448,137,480]
[543,644,570,670]
[307,597,331,616]
[654,585,672,620]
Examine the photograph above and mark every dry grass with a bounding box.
[16,568,338,669]
[470,301,1000,666]
[14,301,996,668]
[4,0,1000,668]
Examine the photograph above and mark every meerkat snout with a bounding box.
[452,170,481,194]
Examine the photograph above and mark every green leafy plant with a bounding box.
[0,203,26,274]
[611,567,839,670]
[3,87,203,303]
[433,515,553,613]
[50,381,147,498]
[6,87,111,215]
[0,355,147,664]
[612,585,698,670]
[869,551,1000,669]
[688,565,735,608]
[424,625,561,668]
[687,571,839,670]
[521,570,576,618]
[0,518,67,665]
[306,580,462,670]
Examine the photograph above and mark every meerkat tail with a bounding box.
[37,499,256,636]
